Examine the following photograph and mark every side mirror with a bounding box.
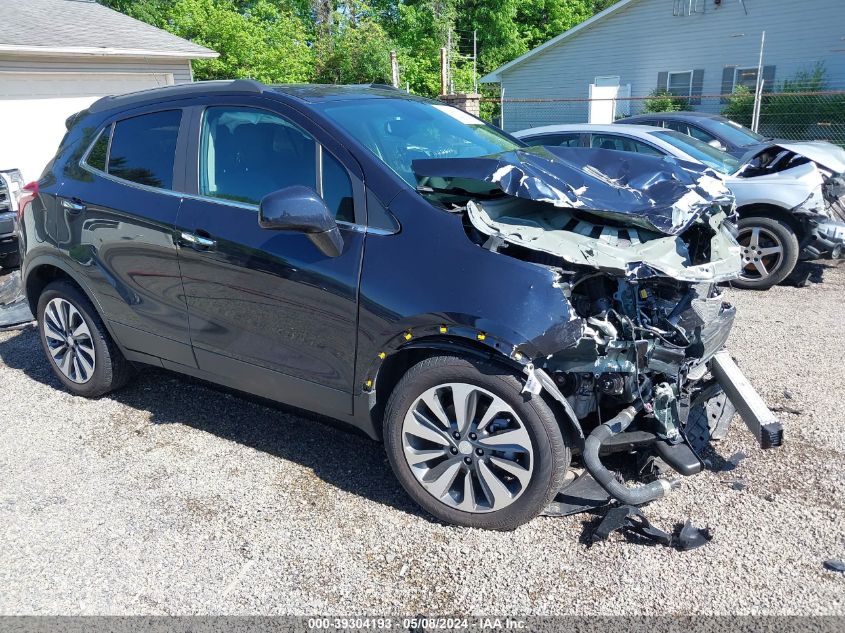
[258,185,343,258]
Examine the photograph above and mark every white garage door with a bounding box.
[0,72,174,182]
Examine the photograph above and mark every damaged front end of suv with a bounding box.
[413,146,782,512]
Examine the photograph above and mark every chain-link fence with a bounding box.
[482,90,845,146]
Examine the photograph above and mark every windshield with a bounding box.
[316,98,521,185]
[710,118,767,146]
[653,130,741,174]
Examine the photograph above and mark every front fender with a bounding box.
[355,190,584,394]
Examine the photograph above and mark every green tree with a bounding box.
[721,84,754,127]
[98,0,615,104]
[100,0,314,83]
[388,1,455,95]
[643,88,691,113]
[514,0,597,52]
[314,2,395,84]
[761,63,845,140]
[99,0,176,27]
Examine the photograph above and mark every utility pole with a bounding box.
[751,30,766,132]
[390,50,399,89]
[440,47,448,96]
[447,28,453,94]
[472,29,478,94]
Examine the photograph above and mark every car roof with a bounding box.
[87,80,425,115]
[515,123,665,136]
[270,83,430,103]
[623,111,726,123]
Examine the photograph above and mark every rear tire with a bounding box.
[733,215,799,290]
[383,354,570,530]
[36,280,132,397]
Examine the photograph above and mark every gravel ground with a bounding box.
[0,262,843,616]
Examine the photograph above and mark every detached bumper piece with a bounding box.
[0,272,34,328]
[588,506,713,550]
[710,350,783,449]
[803,220,845,260]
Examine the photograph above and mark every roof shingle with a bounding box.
[0,0,217,58]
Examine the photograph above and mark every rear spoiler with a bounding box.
[65,109,89,131]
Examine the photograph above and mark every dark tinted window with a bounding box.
[665,120,688,134]
[108,110,181,189]
[321,150,354,223]
[87,124,111,172]
[522,133,580,147]
[200,106,317,206]
[590,134,664,156]
[200,106,354,221]
[686,124,719,145]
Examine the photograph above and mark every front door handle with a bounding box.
[180,231,216,250]
[60,198,86,214]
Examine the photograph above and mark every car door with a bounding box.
[175,101,365,417]
[61,107,195,367]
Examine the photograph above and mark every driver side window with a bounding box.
[199,106,354,222]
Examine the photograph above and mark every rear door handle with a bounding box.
[60,198,86,214]
[180,231,216,250]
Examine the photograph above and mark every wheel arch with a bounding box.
[23,257,117,343]
[736,203,808,242]
[367,335,580,446]
[369,336,521,436]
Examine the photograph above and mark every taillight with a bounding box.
[17,181,38,222]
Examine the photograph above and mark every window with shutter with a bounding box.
[690,69,705,105]
[667,71,693,97]
[721,66,737,103]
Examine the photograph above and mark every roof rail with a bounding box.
[88,79,267,114]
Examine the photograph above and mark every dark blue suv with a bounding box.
[19,80,779,530]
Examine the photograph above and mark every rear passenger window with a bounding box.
[591,134,627,151]
[86,125,111,172]
[591,134,664,157]
[631,140,664,156]
[107,110,182,190]
[522,133,580,147]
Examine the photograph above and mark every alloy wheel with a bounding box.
[42,298,96,384]
[738,225,784,281]
[401,382,534,513]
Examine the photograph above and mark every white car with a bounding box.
[515,124,845,289]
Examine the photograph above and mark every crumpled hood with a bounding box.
[741,141,845,174]
[413,146,733,235]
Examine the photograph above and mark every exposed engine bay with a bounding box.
[734,142,845,257]
[414,146,783,512]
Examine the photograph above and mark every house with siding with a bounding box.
[0,0,217,181]
[480,0,845,132]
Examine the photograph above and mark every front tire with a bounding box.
[384,355,570,530]
[733,216,799,290]
[36,280,132,397]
